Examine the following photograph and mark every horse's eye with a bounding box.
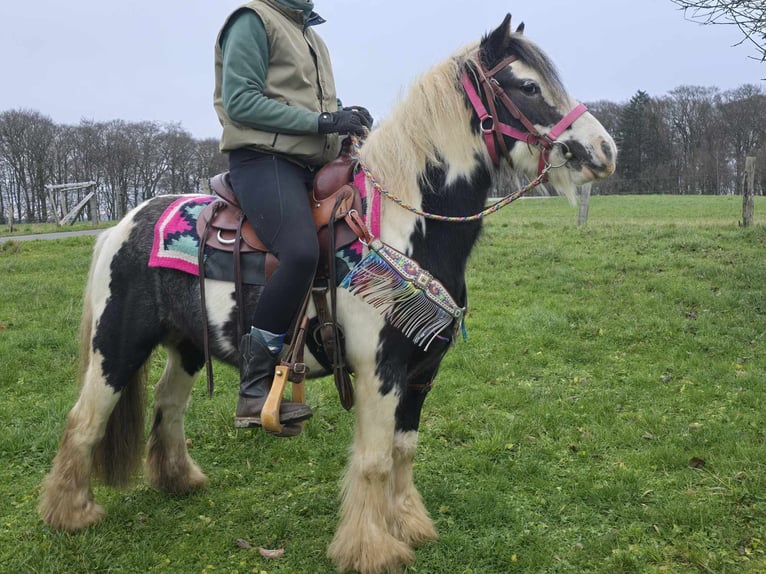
[520,81,540,96]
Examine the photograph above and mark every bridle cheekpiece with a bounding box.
[461,53,588,180]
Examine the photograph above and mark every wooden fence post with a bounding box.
[578,183,592,226]
[89,192,100,226]
[742,156,755,227]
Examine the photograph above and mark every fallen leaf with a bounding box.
[258,547,285,560]
[235,538,252,549]
[642,432,656,441]
[688,457,706,469]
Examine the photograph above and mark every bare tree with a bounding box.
[0,109,56,221]
[132,121,168,204]
[719,84,766,193]
[671,0,766,62]
[667,86,721,193]
[159,124,196,195]
[101,120,139,219]
[195,137,228,190]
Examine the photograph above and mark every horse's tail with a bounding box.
[93,364,147,487]
[76,232,100,385]
[80,230,148,488]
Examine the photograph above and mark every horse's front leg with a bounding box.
[327,360,414,574]
[390,385,438,546]
[387,334,450,548]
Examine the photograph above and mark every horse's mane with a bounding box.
[361,32,568,202]
[360,42,483,203]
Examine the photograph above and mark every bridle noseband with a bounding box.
[462,54,588,180]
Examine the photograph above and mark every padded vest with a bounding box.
[214,0,341,165]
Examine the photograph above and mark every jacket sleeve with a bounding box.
[220,10,320,134]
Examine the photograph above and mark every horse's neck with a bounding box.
[366,131,494,305]
[361,63,499,302]
[408,159,492,303]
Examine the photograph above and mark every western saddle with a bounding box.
[197,152,363,435]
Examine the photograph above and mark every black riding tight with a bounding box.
[228,148,319,335]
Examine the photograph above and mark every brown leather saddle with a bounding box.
[196,152,362,415]
[197,153,362,279]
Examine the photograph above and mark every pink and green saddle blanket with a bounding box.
[148,195,363,285]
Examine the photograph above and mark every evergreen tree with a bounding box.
[616,90,652,192]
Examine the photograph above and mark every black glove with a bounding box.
[342,106,374,129]
[317,109,372,135]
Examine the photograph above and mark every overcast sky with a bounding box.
[2,0,764,140]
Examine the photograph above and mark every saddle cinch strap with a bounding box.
[197,153,361,432]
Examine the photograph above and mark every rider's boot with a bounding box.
[234,328,313,429]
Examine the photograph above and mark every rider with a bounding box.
[213,0,372,430]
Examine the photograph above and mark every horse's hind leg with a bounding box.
[145,340,207,494]
[39,359,123,530]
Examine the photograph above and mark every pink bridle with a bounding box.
[462,54,588,179]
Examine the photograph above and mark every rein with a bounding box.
[350,133,550,223]
[348,55,587,223]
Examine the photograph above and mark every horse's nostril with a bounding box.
[601,140,614,162]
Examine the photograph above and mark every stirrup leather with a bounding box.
[260,295,312,436]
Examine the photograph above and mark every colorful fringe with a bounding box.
[341,239,464,349]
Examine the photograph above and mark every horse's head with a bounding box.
[467,14,617,198]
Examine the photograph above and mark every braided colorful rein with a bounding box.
[348,133,551,223]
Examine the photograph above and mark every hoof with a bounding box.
[328,526,414,574]
[392,515,438,547]
[391,495,438,546]
[39,496,106,531]
[145,455,208,494]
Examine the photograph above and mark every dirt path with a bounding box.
[0,229,104,243]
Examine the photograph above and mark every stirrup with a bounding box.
[261,363,308,436]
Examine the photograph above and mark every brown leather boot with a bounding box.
[234,331,313,429]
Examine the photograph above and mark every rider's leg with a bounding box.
[228,149,319,427]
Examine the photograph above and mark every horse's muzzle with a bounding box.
[567,137,617,181]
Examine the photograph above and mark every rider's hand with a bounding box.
[318,109,372,135]
[342,106,374,129]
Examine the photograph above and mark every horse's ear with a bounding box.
[480,14,514,67]
[515,22,525,35]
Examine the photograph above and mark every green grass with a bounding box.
[1,195,765,573]
[0,221,114,238]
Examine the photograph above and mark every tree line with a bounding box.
[588,83,765,195]
[1,82,765,224]
[0,111,227,224]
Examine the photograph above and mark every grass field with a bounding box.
[1,195,765,573]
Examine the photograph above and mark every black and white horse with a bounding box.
[40,15,616,574]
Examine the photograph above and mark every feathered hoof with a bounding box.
[391,511,438,547]
[328,525,414,574]
[145,456,208,495]
[39,493,106,531]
